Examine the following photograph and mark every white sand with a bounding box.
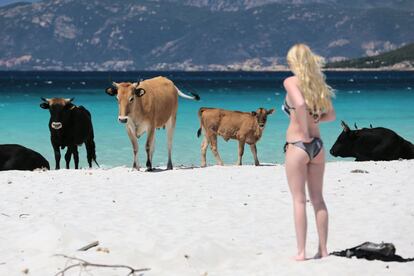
[1,161,413,276]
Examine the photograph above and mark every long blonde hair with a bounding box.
[287,43,334,114]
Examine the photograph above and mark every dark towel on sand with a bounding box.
[330,242,414,262]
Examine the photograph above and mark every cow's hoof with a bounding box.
[167,164,173,170]
[201,163,207,168]
[146,167,153,172]
[255,162,260,166]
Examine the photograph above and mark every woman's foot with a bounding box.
[313,250,329,259]
[293,251,306,261]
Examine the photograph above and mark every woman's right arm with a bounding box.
[283,77,312,142]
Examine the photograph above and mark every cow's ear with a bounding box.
[267,108,275,115]
[64,98,74,105]
[341,120,350,132]
[251,111,257,116]
[135,88,146,97]
[40,102,49,109]
[65,102,75,110]
[105,87,117,96]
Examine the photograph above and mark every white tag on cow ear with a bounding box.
[135,88,146,97]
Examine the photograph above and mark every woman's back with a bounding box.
[283,76,322,142]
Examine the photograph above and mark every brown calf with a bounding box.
[197,107,274,167]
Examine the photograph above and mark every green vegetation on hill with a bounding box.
[326,43,414,69]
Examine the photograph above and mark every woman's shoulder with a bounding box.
[283,76,299,86]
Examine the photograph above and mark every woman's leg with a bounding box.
[307,149,329,258]
[285,145,309,260]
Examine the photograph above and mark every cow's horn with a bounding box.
[354,123,358,129]
[41,97,49,102]
[132,81,140,88]
[112,82,120,88]
[65,98,75,103]
[341,120,350,131]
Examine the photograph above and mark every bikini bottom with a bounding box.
[284,137,323,160]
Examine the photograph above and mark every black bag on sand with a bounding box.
[330,242,414,262]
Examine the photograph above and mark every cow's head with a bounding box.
[330,121,357,157]
[105,81,146,124]
[40,97,75,130]
[251,108,275,129]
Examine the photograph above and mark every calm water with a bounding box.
[1,71,413,168]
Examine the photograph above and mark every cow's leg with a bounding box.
[72,145,79,169]
[149,131,156,167]
[201,134,209,167]
[52,144,61,170]
[236,140,245,165]
[64,147,72,169]
[145,128,156,171]
[126,125,139,170]
[250,144,260,166]
[166,115,176,170]
[209,134,223,166]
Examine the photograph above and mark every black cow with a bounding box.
[330,121,414,161]
[40,98,98,169]
[0,144,49,171]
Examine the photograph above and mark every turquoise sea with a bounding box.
[0,71,413,169]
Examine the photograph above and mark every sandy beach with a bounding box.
[1,160,414,275]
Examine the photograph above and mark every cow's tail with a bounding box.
[91,140,99,167]
[86,125,99,168]
[175,86,200,101]
[197,108,207,138]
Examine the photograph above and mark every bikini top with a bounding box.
[282,100,295,116]
[282,99,321,122]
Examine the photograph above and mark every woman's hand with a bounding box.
[319,108,336,122]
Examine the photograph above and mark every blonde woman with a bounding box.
[282,44,336,261]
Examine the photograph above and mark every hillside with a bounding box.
[3,0,414,10]
[326,43,414,69]
[1,0,414,71]
[171,0,414,11]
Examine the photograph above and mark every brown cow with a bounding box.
[197,107,274,167]
[105,76,199,171]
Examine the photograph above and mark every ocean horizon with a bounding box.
[1,70,413,169]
